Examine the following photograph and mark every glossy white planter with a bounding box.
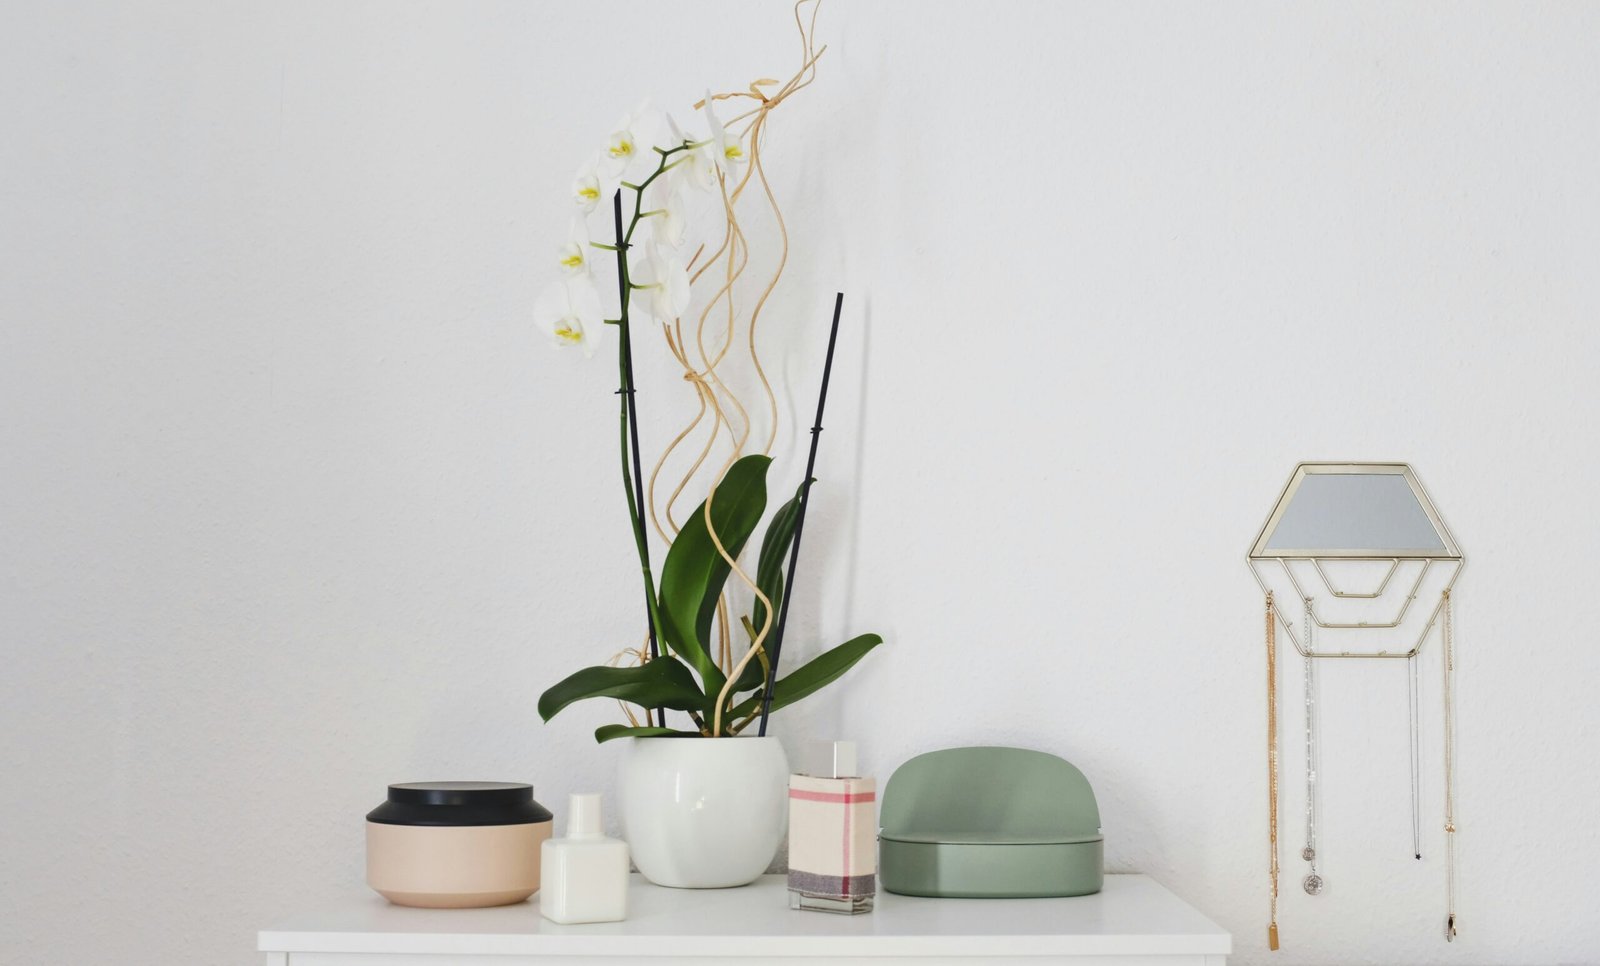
[618,736,788,888]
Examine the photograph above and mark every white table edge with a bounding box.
[259,873,1232,958]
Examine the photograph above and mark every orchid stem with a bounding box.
[603,144,711,729]
[611,189,667,727]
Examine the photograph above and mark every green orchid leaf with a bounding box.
[732,479,807,694]
[750,479,808,647]
[595,724,700,743]
[657,454,771,707]
[537,658,705,723]
[729,632,883,722]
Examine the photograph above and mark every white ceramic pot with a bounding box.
[618,736,788,888]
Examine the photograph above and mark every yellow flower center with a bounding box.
[559,251,584,270]
[554,322,583,344]
[610,137,634,159]
[724,144,743,161]
[577,185,600,202]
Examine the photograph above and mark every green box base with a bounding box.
[879,837,1105,898]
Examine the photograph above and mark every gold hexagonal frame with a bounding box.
[1248,462,1464,660]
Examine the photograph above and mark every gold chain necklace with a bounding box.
[1265,591,1280,950]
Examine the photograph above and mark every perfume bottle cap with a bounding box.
[567,792,603,838]
[798,740,857,778]
[829,741,857,778]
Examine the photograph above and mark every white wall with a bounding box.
[3,2,1597,963]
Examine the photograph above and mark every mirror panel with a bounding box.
[1263,473,1446,554]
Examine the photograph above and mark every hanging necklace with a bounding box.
[1408,652,1423,860]
[1264,591,1281,951]
[1442,589,1459,941]
[1301,598,1324,895]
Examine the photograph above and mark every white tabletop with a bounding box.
[259,874,1230,959]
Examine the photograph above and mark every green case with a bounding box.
[878,746,1104,898]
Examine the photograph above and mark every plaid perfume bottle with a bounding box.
[787,741,875,914]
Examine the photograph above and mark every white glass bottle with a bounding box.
[539,792,629,924]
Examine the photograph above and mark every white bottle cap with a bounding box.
[828,741,858,778]
[798,740,857,778]
[567,792,603,838]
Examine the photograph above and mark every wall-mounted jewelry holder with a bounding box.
[1247,463,1462,951]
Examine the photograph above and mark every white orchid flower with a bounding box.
[602,102,668,180]
[658,187,689,248]
[572,159,603,213]
[557,218,592,278]
[702,90,745,176]
[664,113,716,193]
[645,180,689,249]
[601,120,639,178]
[535,278,606,357]
[629,242,691,322]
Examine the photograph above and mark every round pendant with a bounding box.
[1302,873,1324,895]
[1301,846,1316,862]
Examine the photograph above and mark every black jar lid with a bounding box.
[366,781,553,827]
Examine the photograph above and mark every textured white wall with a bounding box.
[3,2,1598,964]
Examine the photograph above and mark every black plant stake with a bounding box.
[611,189,663,727]
[757,292,845,737]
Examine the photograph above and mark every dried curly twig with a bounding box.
[635,1,827,734]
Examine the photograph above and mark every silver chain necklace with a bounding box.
[1302,598,1324,896]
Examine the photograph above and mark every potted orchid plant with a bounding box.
[533,6,881,889]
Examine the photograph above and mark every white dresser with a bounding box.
[259,873,1230,965]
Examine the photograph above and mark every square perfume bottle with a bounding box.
[787,741,875,914]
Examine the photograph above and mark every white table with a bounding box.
[259,874,1229,965]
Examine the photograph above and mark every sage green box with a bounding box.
[878,747,1104,898]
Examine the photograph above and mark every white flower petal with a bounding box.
[644,181,688,248]
[557,241,584,275]
[600,125,638,178]
[572,160,602,213]
[677,148,717,193]
[568,278,605,357]
[702,90,745,176]
[659,268,690,320]
[559,218,592,277]
[663,112,688,151]
[659,113,714,193]
[536,279,606,358]
[703,90,726,140]
[629,243,690,322]
[534,281,580,349]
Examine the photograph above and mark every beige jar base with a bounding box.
[367,821,552,909]
[374,887,536,909]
